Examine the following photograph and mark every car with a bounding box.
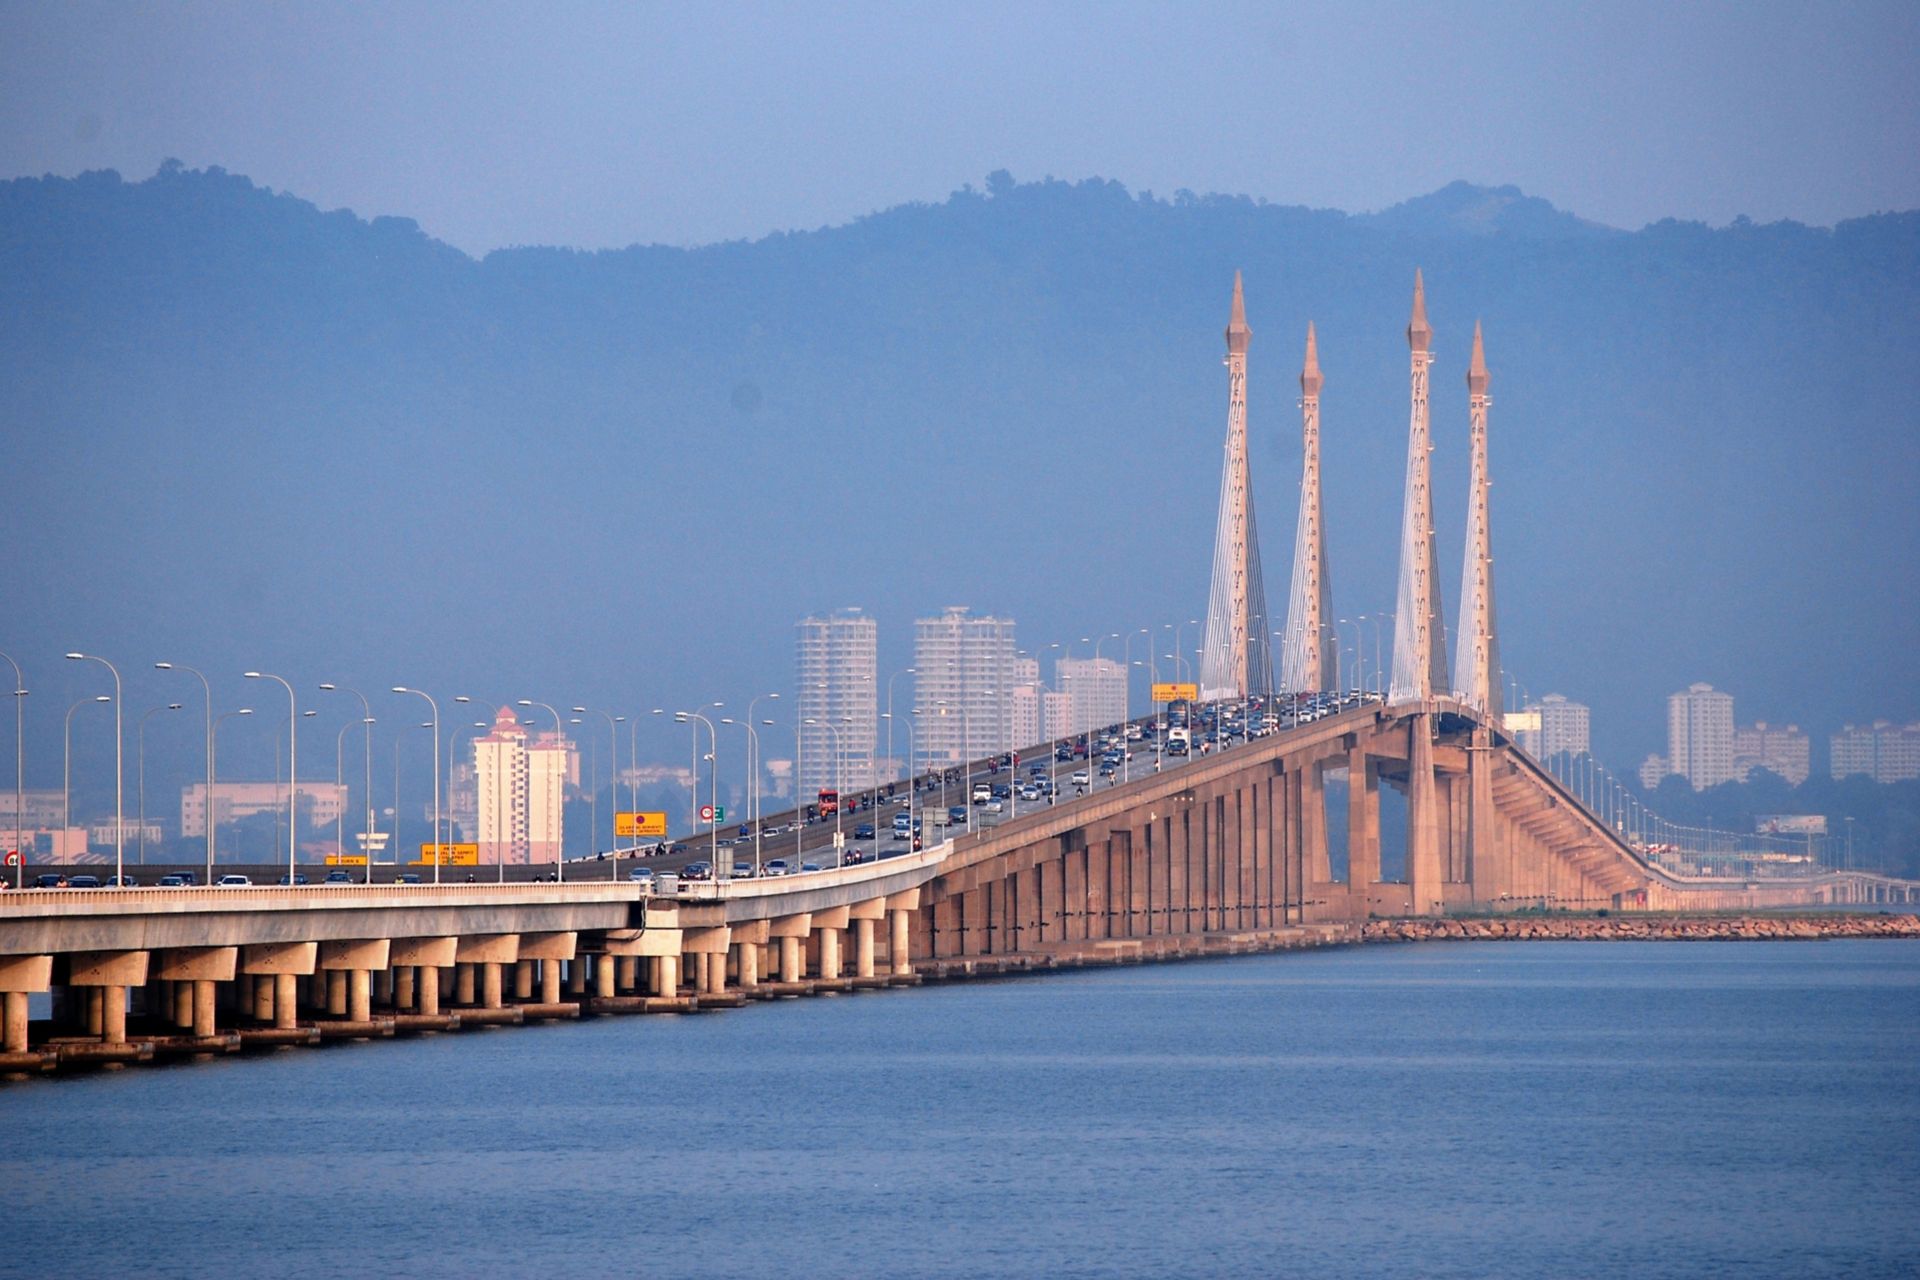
[1019,785,1041,801]
[32,874,64,889]
[800,861,821,873]
[983,799,1005,815]
[397,873,423,884]
[1071,770,1091,787]
[216,874,253,887]
[854,822,876,840]
[970,784,992,805]
[323,870,355,884]
[67,874,101,889]
[681,861,713,881]
[157,874,189,887]
[627,867,655,884]
[763,859,792,877]
[948,805,967,825]
[276,873,311,885]
[730,862,754,879]
[105,874,139,887]
[1099,763,1117,778]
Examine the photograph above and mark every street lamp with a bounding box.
[66,653,126,885]
[573,706,625,869]
[210,708,253,862]
[394,687,442,883]
[320,683,377,882]
[674,710,721,871]
[243,671,299,884]
[517,699,565,881]
[137,703,182,864]
[744,693,779,869]
[156,662,216,883]
[0,650,21,888]
[64,694,112,840]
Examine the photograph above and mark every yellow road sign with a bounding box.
[616,811,668,838]
[325,854,369,866]
[1152,682,1198,703]
[412,843,479,866]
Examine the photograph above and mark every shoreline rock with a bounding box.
[1360,914,1920,944]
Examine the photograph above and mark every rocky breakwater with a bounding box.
[1362,914,1920,943]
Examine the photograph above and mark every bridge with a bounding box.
[4,272,1912,1075]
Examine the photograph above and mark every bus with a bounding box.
[817,789,840,816]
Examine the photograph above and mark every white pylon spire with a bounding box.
[1389,270,1449,705]
[1201,272,1274,702]
[1281,322,1335,695]
[1453,321,1501,719]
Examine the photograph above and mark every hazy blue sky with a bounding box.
[3,0,1916,253]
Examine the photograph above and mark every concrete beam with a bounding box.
[597,928,678,958]
[884,888,922,912]
[847,898,888,921]
[66,950,149,988]
[240,941,318,976]
[318,939,392,972]
[153,946,238,983]
[768,913,813,939]
[454,934,519,965]
[517,931,578,961]
[0,953,52,993]
[681,926,732,955]
[389,936,458,969]
[809,905,851,930]
[728,919,770,946]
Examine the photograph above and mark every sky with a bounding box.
[2,0,1917,255]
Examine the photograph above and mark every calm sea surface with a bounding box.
[5,940,1918,1279]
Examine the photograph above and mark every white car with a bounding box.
[216,874,252,887]
[1070,770,1091,787]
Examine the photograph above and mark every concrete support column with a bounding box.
[374,968,393,1007]
[174,981,195,1030]
[780,937,802,983]
[417,968,441,1015]
[541,960,561,1004]
[817,928,842,981]
[274,973,297,1029]
[85,987,104,1037]
[890,910,912,975]
[101,986,127,1044]
[481,963,504,1010]
[348,970,371,1023]
[595,955,616,999]
[513,961,534,1001]
[735,942,758,989]
[326,970,348,1016]
[395,967,416,1012]
[192,980,215,1037]
[854,918,876,978]
[455,963,476,1006]
[1348,747,1380,916]
[652,954,679,997]
[616,956,637,993]
[3,991,28,1052]
[1407,712,1445,916]
[567,959,587,995]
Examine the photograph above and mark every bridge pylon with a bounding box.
[1454,321,1503,899]
[1281,322,1336,696]
[1388,272,1448,913]
[1200,272,1274,703]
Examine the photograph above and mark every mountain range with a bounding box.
[2,162,1915,792]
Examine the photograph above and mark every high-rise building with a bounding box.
[1667,683,1736,791]
[1516,694,1590,759]
[1830,721,1920,783]
[472,705,567,864]
[796,608,878,798]
[1638,754,1670,790]
[914,607,1016,766]
[1732,722,1811,785]
[1008,656,1042,751]
[1055,657,1128,737]
[180,781,348,838]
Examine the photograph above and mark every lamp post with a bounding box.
[804,716,843,853]
[66,653,126,885]
[673,710,721,872]
[0,650,21,888]
[744,693,779,868]
[270,709,316,867]
[242,671,299,885]
[64,694,112,843]
[1121,629,1147,782]
[573,706,625,869]
[210,708,253,863]
[393,687,442,884]
[935,702,973,833]
[155,662,216,882]
[137,703,182,864]
[517,699,567,881]
[884,672,913,797]
[320,684,377,882]
[443,718,490,879]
